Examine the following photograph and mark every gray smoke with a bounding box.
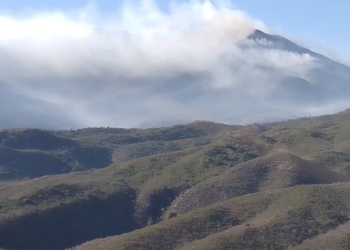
[0,0,349,129]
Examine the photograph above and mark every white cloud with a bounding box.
[0,0,347,129]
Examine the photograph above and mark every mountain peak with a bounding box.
[248,29,304,51]
[247,29,324,59]
[249,29,269,38]
[246,29,349,73]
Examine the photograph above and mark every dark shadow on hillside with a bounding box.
[0,129,78,150]
[72,147,112,170]
[0,190,138,250]
[147,188,179,224]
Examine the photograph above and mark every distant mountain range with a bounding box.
[1,29,350,129]
[0,83,78,129]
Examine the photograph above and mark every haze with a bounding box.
[0,0,349,129]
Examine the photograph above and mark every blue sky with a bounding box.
[233,0,350,61]
[0,0,349,60]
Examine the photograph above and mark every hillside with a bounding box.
[0,122,236,180]
[1,111,350,249]
[77,184,350,250]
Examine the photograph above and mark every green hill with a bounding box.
[77,184,350,250]
[1,111,350,249]
[165,151,350,217]
[0,122,236,180]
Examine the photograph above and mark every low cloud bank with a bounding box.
[0,0,349,129]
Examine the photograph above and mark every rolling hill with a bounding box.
[1,110,350,249]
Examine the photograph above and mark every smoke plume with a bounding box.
[0,0,348,129]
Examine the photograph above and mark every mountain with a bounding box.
[0,82,79,129]
[246,29,350,104]
[248,29,350,72]
[2,110,350,249]
[2,29,350,250]
[1,29,350,129]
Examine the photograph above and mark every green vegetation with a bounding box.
[0,122,235,180]
[78,184,350,250]
[2,111,350,249]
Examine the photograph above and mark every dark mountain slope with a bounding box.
[0,187,136,250]
[0,129,77,150]
[0,146,71,179]
[0,129,111,180]
[248,29,350,72]
[247,29,350,103]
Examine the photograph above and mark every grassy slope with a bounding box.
[165,151,350,217]
[0,122,236,180]
[262,109,350,174]
[290,221,350,250]
[2,110,350,249]
[77,184,350,250]
[0,135,268,249]
[181,184,350,250]
[77,192,276,250]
